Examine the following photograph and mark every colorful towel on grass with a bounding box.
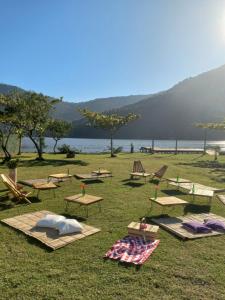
[105,236,160,265]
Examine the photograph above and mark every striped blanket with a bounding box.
[105,236,160,265]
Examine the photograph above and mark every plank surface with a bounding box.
[151,213,225,240]
[149,196,188,206]
[1,210,100,250]
[217,195,225,205]
[64,193,103,205]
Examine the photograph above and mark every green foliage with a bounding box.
[57,144,80,155]
[196,120,225,130]
[48,119,71,153]
[6,159,19,169]
[108,146,123,154]
[57,144,72,154]
[79,109,139,133]
[0,93,19,161]
[48,119,71,139]
[0,91,62,160]
[78,109,139,156]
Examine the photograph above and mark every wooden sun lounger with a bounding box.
[151,165,168,181]
[130,161,150,183]
[0,174,31,204]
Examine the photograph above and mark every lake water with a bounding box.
[21,137,225,153]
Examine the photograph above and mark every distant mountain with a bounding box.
[0,83,149,122]
[71,64,225,140]
[52,94,151,122]
[2,64,225,140]
[0,83,24,94]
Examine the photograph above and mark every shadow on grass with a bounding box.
[103,257,142,271]
[79,179,104,184]
[18,159,89,168]
[123,182,145,188]
[144,214,171,222]
[63,213,86,222]
[0,159,89,169]
[160,189,187,196]
[28,196,42,203]
[183,204,211,215]
[0,195,40,210]
[149,179,160,185]
[0,195,15,210]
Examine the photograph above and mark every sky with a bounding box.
[1,0,225,102]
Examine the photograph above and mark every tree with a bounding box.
[48,119,71,153]
[79,109,139,157]
[3,91,26,156]
[16,92,60,160]
[0,91,61,161]
[0,94,18,162]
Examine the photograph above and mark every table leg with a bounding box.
[98,202,102,212]
[147,200,154,215]
[86,206,89,218]
[209,195,213,205]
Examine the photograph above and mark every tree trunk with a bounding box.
[53,139,58,154]
[17,134,22,155]
[1,133,12,162]
[9,168,17,183]
[110,134,115,157]
[2,145,11,162]
[28,134,44,160]
[215,151,218,161]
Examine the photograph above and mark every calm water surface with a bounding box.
[21,137,225,153]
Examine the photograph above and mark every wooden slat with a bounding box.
[151,213,225,240]
[217,195,225,205]
[1,210,100,250]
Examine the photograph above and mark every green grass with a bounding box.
[0,152,225,300]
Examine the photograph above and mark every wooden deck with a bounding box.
[140,147,204,154]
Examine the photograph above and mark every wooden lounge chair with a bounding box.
[130,161,150,183]
[0,174,31,204]
[151,165,168,181]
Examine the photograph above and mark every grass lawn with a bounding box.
[0,152,225,300]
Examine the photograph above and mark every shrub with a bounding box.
[6,159,19,169]
[57,144,71,154]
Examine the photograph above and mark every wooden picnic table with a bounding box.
[92,169,111,175]
[32,182,58,198]
[149,196,188,214]
[48,173,73,183]
[64,193,103,217]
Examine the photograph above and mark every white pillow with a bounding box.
[55,219,83,235]
[36,214,65,229]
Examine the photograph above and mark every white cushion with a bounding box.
[36,214,65,229]
[55,219,83,235]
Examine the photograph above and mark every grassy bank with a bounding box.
[0,152,225,300]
